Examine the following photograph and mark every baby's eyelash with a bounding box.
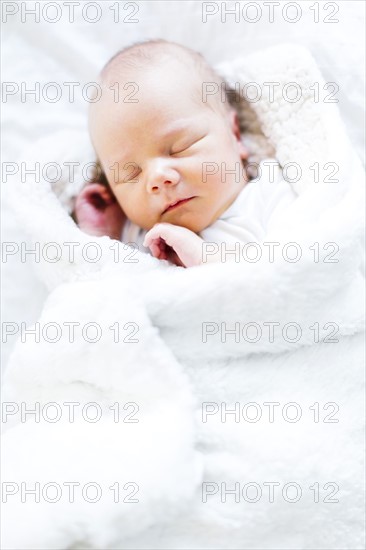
[171,143,191,155]
[171,134,207,155]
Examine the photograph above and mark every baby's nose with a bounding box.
[146,160,180,193]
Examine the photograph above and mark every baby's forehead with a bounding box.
[99,59,226,123]
[101,55,206,103]
[95,66,192,118]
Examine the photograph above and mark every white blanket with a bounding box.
[2,44,365,549]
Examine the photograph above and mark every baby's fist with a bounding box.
[143,223,204,267]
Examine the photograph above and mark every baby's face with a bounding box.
[89,61,247,233]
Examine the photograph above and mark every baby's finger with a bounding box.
[143,229,157,248]
[147,238,161,258]
[158,239,168,260]
[143,223,176,247]
[146,237,168,261]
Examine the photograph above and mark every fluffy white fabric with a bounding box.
[2,43,365,550]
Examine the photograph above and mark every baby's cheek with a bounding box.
[121,194,154,230]
[114,189,132,213]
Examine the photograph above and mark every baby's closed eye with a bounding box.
[115,133,207,184]
[170,134,207,155]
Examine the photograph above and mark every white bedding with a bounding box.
[1,4,365,549]
[1,24,365,547]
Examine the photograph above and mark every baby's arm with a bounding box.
[143,223,220,267]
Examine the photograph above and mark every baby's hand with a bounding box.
[143,223,205,267]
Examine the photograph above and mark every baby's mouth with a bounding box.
[163,197,195,214]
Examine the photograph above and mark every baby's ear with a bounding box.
[228,109,248,161]
[74,183,126,240]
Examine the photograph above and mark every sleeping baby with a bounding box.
[75,39,296,267]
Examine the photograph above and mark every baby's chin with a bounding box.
[159,216,213,235]
[157,215,206,234]
[157,198,216,234]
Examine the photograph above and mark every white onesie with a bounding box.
[121,159,297,256]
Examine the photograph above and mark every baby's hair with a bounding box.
[99,39,238,114]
